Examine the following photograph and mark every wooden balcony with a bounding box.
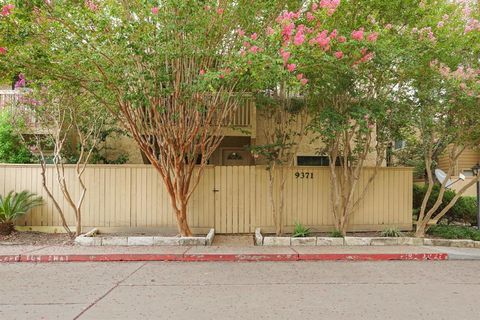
[0,90,256,137]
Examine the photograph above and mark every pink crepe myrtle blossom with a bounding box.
[204,5,211,11]
[307,12,315,22]
[312,3,319,11]
[250,33,258,40]
[1,4,14,16]
[0,4,15,17]
[334,51,344,59]
[243,41,251,48]
[0,47,6,55]
[359,52,375,63]
[300,78,309,85]
[280,49,291,65]
[199,69,206,76]
[85,0,98,12]
[219,74,225,79]
[337,35,346,43]
[330,29,338,39]
[287,63,296,72]
[367,32,378,42]
[266,27,275,36]
[351,28,364,41]
[151,7,159,15]
[15,74,26,89]
[217,8,224,15]
[249,46,260,54]
[238,29,245,37]
[327,8,336,16]
[297,73,304,80]
[293,30,305,46]
[282,23,295,42]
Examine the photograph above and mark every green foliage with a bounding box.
[380,227,404,237]
[0,111,32,164]
[329,229,344,238]
[0,191,43,223]
[427,225,480,241]
[292,221,311,238]
[413,184,478,226]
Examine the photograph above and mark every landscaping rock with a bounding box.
[180,237,206,246]
[370,237,400,246]
[263,237,290,246]
[75,236,102,246]
[254,228,263,246]
[153,237,181,246]
[127,237,154,246]
[206,229,215,246]
[291,237,316,246]
[316,237,344,246]
[475,241,480,249]
[448,239,475,248]
[397,237,424,246]
[344,237,372,246]
[424,238,451,247]
[102,237,128,246]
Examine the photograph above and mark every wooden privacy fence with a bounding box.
[0,165,413,233]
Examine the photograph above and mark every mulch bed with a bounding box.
[0,231,74,246]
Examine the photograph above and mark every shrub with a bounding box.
[412,184,478,226]
[0,191,43,235]
[329,229,343,238]
[427,225,480,241]
[292,222,311,238]
[380,227,404,237]
[0,111,33,164]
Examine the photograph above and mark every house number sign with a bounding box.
[294,172,314,179]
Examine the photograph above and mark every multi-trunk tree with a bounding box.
[15,84,107,237]
[401,0,480,237]
[0,0,293,236]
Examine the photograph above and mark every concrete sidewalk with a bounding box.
[2,244,478,262]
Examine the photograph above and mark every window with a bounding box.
[297,156,330,166]
[394,140,406,150]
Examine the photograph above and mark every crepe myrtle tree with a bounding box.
[401,0,480,237]
[0,0,297,236]
[13,83,107,238]
[248,0,409,235]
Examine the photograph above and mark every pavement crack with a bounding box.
[72,262,147,320]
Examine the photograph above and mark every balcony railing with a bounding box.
[0,89,21,110]
[0,90,256,136]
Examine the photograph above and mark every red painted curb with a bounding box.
[19,254,184,263]
[0,252,449,263]
[298,253,448,261]
[183,253,298,262]
[0,255,20,262]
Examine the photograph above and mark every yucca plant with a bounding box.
[292,222,311,238]
[0,191,43,235]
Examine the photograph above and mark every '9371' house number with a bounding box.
[295,172,313,179]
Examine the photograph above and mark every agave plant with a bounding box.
[0,191,43,235]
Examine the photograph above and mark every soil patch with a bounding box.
[0,231,74,246]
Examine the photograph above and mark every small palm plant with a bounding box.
[0,191,43,235]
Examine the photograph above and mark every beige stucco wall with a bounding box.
[107,111,385,166]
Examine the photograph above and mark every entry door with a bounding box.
[213,166,255,233]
